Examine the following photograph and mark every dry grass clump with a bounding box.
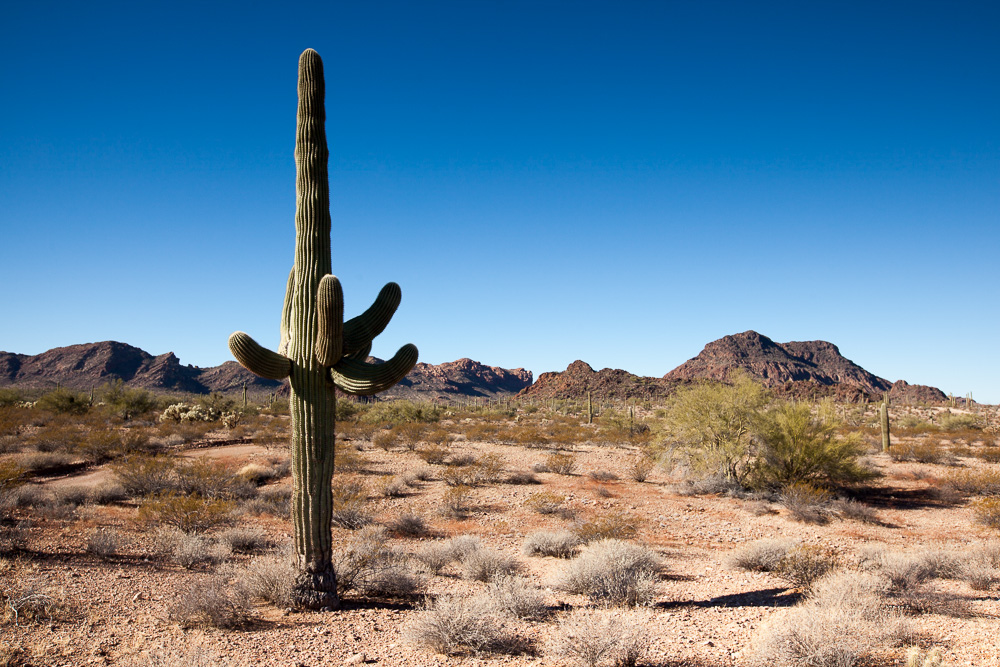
[505,470,541,485]
[416,444,450,465]
[542,452,577,475]
[773,545,840,590]
[379,476,409,497]
[138,492,236,533]
[168,577,252,629]
[627,453,655,482]
[86,528,121,559]
[906,647,945,667]
[829,497,880,524]
[941,469,1000,496]
[523,530,581,558]
[587,470,618,482]
[335,526,423,598]
[218,526,270,553]
[549,608,649,667]
[441,485,474,518]
[461,548,522,582]
[330,476,372,529]
[232,552,296,607]
[728,538,797,572]
[157,528,232,569]
[891,441,954,465]
[971,497,1000,530]
[780,482,832,524]
[558,539,660,606]
[405,594,510,656]
[1,578,70,626]
[525,491,568,515]
[572,513,640,543]
[388,513,429,537]
[486,575,547,620]
[750,571,907,667]
[414,535,482,575]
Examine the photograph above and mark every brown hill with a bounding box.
[664,331,945,403]
[519,360,680,401]
[0,342,532,402]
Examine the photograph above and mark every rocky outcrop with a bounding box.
[519,360,679,400]
[379,358,532,402]
[663,331,893,394]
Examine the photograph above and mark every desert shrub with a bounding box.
[86,528,121,559]
[113,455,178,497]
[175,459,257,500]
[29,421,87,453]
[558,539,660,606]
[0,460,26,517]
[461,548,522,582]
[441,485,473,518]
[573,513,640,543]
[753,402,874,489]
[159,402,219,423]
[415,541,458,575]
[360,400,443,427]
[234,553,296,607]
[245,485,291,516]
[543,452,576,475]
[52,485,89,507]
[957,558,998,591]
[390,422,426,449]
[333,444,367,472]
[442,464,479,487]
[974,447,1000,464]
[773,545,840,590]
[15,451,75,474]
[330,476,372,529]
[35,388,90,415]
[0,389,22,408]
[0,520,30,554]
[891,441,952,465]
[388,513,428,537]
[417,444,450,465]
[505,470,540,485]
[659,370,769,487]
[156,529,231,568]
[444,534,482,559]
[750,571,906,667]
[939,412,980,432]
[406,594,509,656]
[896,415,937,434]
[335,526,422,598]
[102,381,156,421]
[473,452,507,484]
[487,574,546,620]
[379,476,408,498]
[780,482,832,524]
[728,538,797,572]
[587,470,618,482]
[218,527,270,553]
[550,608,649,667]
[372,429,398,451]
[1,580,70,626]
[168,578,251,629]
[941,469,1000,496]
[972,497,1000,530]
[138,492,235,533]
[523,530,581,558]
[829,497,880,524]
[628,453,655,482]
[525,491,567,515]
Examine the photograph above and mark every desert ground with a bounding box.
[1,392,999,667]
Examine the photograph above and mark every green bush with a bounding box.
[659,370,770,487]
[752,402,874,489]
[35,388,90,415]
[360,400,444,427]
[0,389,22,408]
[101,380,155,420]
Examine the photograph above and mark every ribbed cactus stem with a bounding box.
[227,49,417,610]
[880,400,890,452]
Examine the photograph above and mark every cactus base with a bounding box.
[292,566,339,610]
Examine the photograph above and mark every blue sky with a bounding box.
[1,1,998,402]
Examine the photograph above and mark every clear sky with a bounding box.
[1,1,997,402]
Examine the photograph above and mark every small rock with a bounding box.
[345,654,365,665]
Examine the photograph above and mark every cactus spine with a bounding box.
[227,49,417,609]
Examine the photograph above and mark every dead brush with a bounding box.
[780,482,833,524]
[573,512,641,543]
[460,547,522,582]
[405,594,509,656]
[335,526,423,598]
[441,485,473,518]
[558,539,661,607]
[773,545,840,590]
[138,492,236,533]
[728,538,797,573]
[523,530,581,558]
[525,491,568,515]
[168,577,252,629]
[543,452,577,475]
[941,469,1000,496]
[330,476,372,529]
[487,574,547,620]
[550,608,649,667]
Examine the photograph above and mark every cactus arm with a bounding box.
[314,274,344,366]
[342,282,402,355]
[343,341,371,362]
[279,267,295,356]
[331,343,418,395]
[228,331,292,380]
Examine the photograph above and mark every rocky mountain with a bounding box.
[519,360,681,401]
[0,342,531,402]
[378,358,532,402]
[664,331,945,403]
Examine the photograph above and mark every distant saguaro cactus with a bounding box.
[228,49,417,609]
[880,391,890,452]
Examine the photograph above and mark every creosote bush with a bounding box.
[138,493,235,533]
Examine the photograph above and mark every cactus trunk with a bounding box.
[227,49,417,610]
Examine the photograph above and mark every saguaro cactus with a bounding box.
[880,391,891,452]
[227,49,417,609]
